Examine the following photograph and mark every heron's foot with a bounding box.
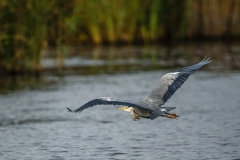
[167,113,179,119]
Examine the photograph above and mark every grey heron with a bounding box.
[67,57,212,121]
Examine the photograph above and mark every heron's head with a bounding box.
[119,106,133,112]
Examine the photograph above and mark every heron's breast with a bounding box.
[133,107,150,117]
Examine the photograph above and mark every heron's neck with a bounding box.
[126,107,134,113]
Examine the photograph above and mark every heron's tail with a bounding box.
[67,108,73,112]
[150,110,163,120]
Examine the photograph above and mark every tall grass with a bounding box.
[185,0,240,38]
[0,0,47,74]
[0,0,240,75]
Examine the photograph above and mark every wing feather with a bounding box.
[144,57,212,106]
[68,97,153,113]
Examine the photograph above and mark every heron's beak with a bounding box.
[119,107,126,111]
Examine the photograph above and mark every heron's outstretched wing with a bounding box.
[67,97,154,113]
[143,57,212,107]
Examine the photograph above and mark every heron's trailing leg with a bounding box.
[164,111,179,119]
[167,114,179,119]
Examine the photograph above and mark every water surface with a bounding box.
[0,71,240,160]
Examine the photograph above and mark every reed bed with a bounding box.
[0,0,239,75]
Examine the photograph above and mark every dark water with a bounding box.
[41,42,240,73]
[0,70,240,160]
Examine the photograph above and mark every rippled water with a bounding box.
[0,71,240,160]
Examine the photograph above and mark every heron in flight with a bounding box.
[67,57,212,121]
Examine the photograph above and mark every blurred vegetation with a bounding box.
[0,0,240,75]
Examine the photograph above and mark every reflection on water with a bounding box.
[0,43,240,159]
[42,42,240,71]
[2,42,240,93]
[0,76,59,94]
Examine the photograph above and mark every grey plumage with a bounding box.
[68,97,154,112]
[143,57,212,109]
[67,57,212,121]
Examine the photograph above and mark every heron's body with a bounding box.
[124,107,176,121]
[67,57,212,121]
[131,107,150,120]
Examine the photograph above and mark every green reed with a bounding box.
[0,0,240,75]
